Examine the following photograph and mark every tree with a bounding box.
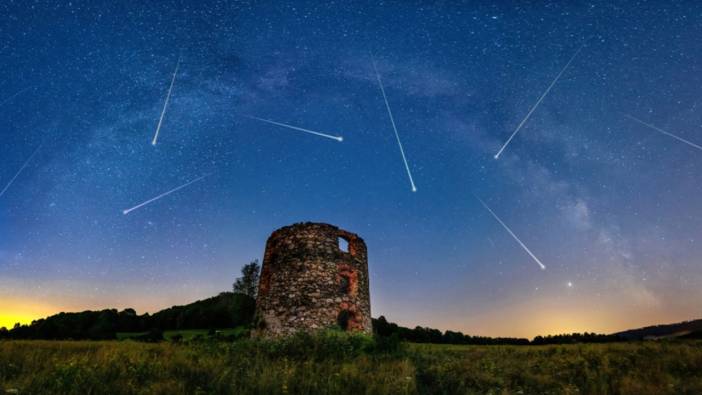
[233,260,260,298]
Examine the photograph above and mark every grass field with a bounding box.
[116,328,247,341]
[1,334,701,394]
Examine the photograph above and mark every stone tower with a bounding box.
[255,222,372,336]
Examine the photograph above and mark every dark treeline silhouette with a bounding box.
[150,291,254,330]
[615,318,702,340]
[372,316,529,345]
[3,260,693,344]
[0,292,255,340]
[1,261,262,341]
[3,305,624,344]
[372,316,623,345]
[531,332,623,345]
[681,331,702,340]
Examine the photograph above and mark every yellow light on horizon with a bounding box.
[0,300,55,329]
[0,314,38,329]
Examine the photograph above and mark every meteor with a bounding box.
[371,57,417,192]
[474,194,546,270]
[0,86,33,108]
[623,113,702,151]
[242,115,343,142]
[122,175,207,215]
[152,56,181,146]
[0,144,42,199]
[494,44,585,159]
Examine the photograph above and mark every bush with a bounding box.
[372,333,405,354]
[234,330,378,361]
[170,334,183,343]
[134,328,164,342]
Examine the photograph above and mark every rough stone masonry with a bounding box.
[254,222,372,337]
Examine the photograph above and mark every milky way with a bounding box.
[1,2,701,337]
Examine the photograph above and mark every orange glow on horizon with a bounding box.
[385,292,690,339]
[0,299,58,329]
[2,291,695,339]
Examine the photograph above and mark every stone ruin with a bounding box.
[254,222,372,336]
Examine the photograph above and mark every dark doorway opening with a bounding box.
[337,310,351,330]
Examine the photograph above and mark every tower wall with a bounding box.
[255,222,371,336]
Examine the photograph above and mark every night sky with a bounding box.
[1,1,701,337]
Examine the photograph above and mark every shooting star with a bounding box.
[474,194,546,270]
[122,175,207,215]
[152,56,181,146]
[0,86,33,108]
[371,57,417,192]
[0,144,42,199]
[623,113,702,151]
[494,44,585,159]
[242,115,343,142]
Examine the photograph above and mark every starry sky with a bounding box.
[1,1,701,337]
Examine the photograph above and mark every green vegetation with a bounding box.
[232,260,260,299]
[116,328,247,341]
[1,333,701,395]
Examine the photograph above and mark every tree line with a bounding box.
[2,260,624,344]
[0,261,261,341]
[0,292,255,340]
[372,316,623,345]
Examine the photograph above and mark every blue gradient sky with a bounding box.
[1,1,701,337]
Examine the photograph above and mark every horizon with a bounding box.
[2,282,699,339]
[2,1,702,339]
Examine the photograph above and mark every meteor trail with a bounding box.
[371,57,417,192]
[152,56,181,146]
[0,86,33,108]
[0,144,42,199]
[122,175,207,215]
[623,113,702,151]
[494,44,585,159]
[242,115,343,142]
[474,194,546,270]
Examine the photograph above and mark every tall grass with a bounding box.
[1,334,701,394]
[411,341,702,394]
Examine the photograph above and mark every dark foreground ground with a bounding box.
[1,334,701,394]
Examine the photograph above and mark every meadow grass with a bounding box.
[1,335,701,394]
[116,327,247,341]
